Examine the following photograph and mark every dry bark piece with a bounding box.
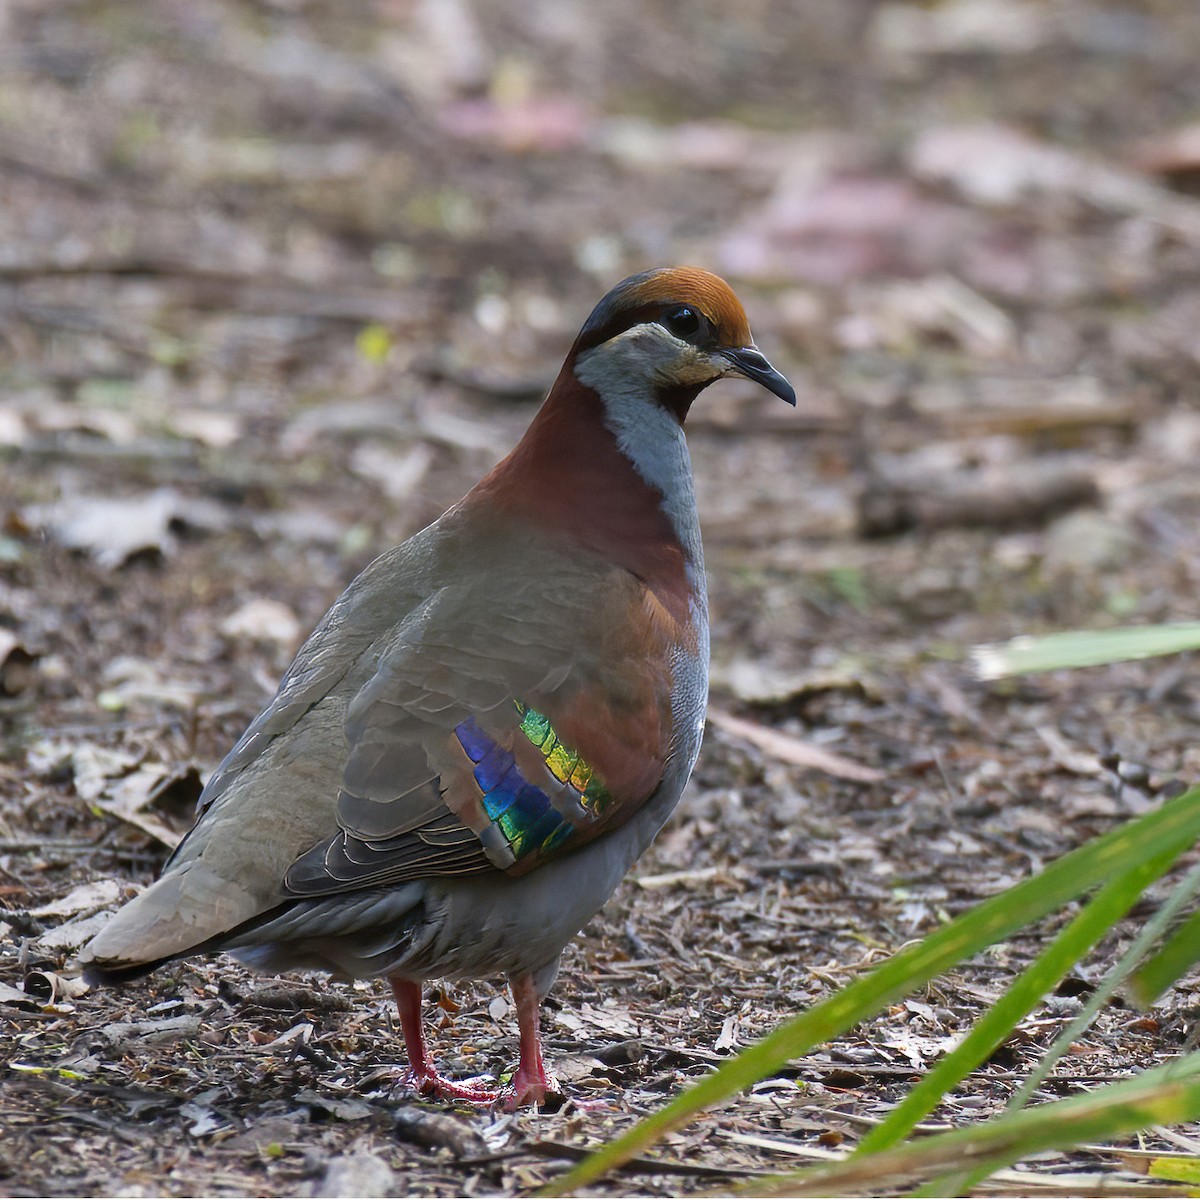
[858,461,1098,537]
[232,983,355,1013]
[97,1015,203,1047]
[635,865,731,890]
[554,1053,609,1085]
[0,628,37,696]
[22,970,90,1005]
[594,1039,644,1066]
[713,658,874,706]
[393,1108,489,1158]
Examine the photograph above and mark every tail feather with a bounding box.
[81,878,429,986]
[78,860,270,981]
[82,957,174,988]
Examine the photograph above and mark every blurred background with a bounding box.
[6,0,1200,763]
[7,1,1200,1191]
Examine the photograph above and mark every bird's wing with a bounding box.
[80,522,692,973]
[283,552,686,896]
[186,541,427,830]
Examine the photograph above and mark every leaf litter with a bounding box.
[5,0,1200,1195]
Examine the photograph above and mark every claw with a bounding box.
[389,974,567,1113]
[400,1065,563,1110]
[400,1065,499,1106]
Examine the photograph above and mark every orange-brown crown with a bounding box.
[573,266,753,353]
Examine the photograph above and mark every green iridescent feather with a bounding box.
[515,700,613,814]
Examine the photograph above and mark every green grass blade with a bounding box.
[854,838,1188,1158]
[973,623,1200,679]
[931,855,1200,1196]
[1009,858,1200,1106]
[1131,907,1200,1008]
[732,1055,1200,1197]
[1149,1157,1200,1184]
[539,786,1200,1196]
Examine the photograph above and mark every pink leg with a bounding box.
[502,973,563,1110]
[389,976,498,1104]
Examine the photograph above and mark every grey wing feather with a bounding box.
[285,822,490,894]
[197,554,436,813]
[163,546,437,877]
[281,565,612,897]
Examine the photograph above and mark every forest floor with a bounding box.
[6,1,1200,1195]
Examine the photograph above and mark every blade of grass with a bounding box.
[1131,907,1200,1008]
[539,786,1200,1196]
[1149,1157,1200,1185]
[732,1054,1200,1197]
[973,623,1200,680]
[854,837,1189,1158]
[930,855,1200,1196]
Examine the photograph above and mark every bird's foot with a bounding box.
[497,1067,564,1112]
[400,1066,499,1105]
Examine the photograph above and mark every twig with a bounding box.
[0,839,104,852]
[478,1139,762,1179]
[707,708,885,783]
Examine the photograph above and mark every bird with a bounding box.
[79,266,796,1109]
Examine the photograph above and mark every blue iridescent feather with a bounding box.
[452,703,613,863]
[473,744,515,793]
[455,717,493,763]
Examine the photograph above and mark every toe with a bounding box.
[501,1071,564,1111]
[400,1068,498,1105]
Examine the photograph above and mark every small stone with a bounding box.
[1042,510,1135,576]
[219,598,302,647]
[310,1152,396,1198]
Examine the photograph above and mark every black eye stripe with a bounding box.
[575,298,718,354]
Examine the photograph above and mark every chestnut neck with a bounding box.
[470,363,696,627]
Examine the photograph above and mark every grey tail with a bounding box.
[81,898,296,987]
[83,957,174,988]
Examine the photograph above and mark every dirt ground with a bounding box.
[6,0,1200,1195]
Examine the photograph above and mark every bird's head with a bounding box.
[569,266,795,421]
[475,267,793,606]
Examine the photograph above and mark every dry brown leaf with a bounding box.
[97,764,191,848]
[25,488,227,569]
[29,879,126,918]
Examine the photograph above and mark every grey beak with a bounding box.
[720,347,797,406]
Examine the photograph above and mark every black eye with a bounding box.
[661,305,702,340]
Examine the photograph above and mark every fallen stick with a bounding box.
[707,708,884,784]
